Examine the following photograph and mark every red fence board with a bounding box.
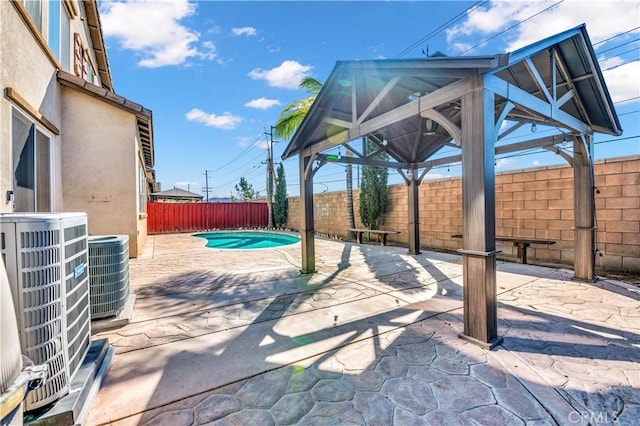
[147,202,268,234]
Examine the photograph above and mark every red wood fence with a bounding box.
[147,202,268,234]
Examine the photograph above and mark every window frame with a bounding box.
[138,159,148,216]
[10,106,54,213]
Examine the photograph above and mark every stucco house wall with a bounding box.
[60,87,143,255]
[0,0,63,213]
[1,1,154,257]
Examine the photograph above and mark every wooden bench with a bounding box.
[451,234,556,264]
[349,228,401,246]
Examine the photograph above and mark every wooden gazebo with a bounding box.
[281,25,622,348]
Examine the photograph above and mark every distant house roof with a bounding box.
[150,188,203,201]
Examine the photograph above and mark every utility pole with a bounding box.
[263,127,277,228]
[203,170,212,202]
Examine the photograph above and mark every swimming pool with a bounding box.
[194,231,300,249]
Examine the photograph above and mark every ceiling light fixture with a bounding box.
[422,118,438,136]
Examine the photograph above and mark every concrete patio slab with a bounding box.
[87,233,639,425]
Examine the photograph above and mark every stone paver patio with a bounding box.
[87,233,639,425]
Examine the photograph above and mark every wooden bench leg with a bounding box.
[381,234,387,246]
[515,242,530,264]
[356,232,362,244]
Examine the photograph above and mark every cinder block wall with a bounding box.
[286,156,639,272]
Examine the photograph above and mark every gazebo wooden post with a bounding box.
[407,166,421,255]
[299,154,316,274]
[573,135,596,281]
[458,75,502,349]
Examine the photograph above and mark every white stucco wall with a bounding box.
[0,1,62,213]
[60,87,143,256]
[1,1,104,214]
[2,1,149,256]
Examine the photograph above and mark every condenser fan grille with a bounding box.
[88,235,130,319]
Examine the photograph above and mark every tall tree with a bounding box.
[359,138,389,230]
[274,163,288,227]
[346,150,356,239]
[235,177,257,200]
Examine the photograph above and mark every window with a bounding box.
[138,162,147,214]
[48,1,60,59]
[22,0,42,32]
[47,1,71,71]
[11,108,52,212]
[60,7,70,71]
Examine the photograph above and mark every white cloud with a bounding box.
[248,60,313,89]
[447,1,640,53]
[186,108,242,130]
[235,136,254,148]
[445,0,640,103]
[602,60,640,104]
[100,0,216,68]
[496,158,515,169]
[244,97,281,110]
[424,172,447,181]
[232,27,257,37]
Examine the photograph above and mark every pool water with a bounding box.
[195,231,300,249]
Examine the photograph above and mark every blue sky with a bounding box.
[99,0,640,198]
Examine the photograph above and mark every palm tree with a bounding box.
[274,76,356,240]
[273,77,322,139]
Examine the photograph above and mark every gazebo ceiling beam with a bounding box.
[495,101,515,137]
[368,134,406,164]
[495,134,572,155]
[361,78,472,135]
[543,145,574,166]
[485,74,590,135]
[324,117,353,128]
[497,121,525,140]
[524,58,553,104]
[551,47,593,129]
[316,153,404,170]
[356,75,401,125]
[302,78,472,158]
[342,143,364,158]
[420,108,462,146]
[410,133,570,170]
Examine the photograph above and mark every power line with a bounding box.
[597,37,640,54]
[459,0,565,55]
[593,26,640,46]
[212,159,264,189]
[594,134,640,145]
[394,1,487,58]
[602,57,640,72]
[222,150,267,176]
[614,95,640,104]
[600,47,640,63]
[215,133,264,172]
